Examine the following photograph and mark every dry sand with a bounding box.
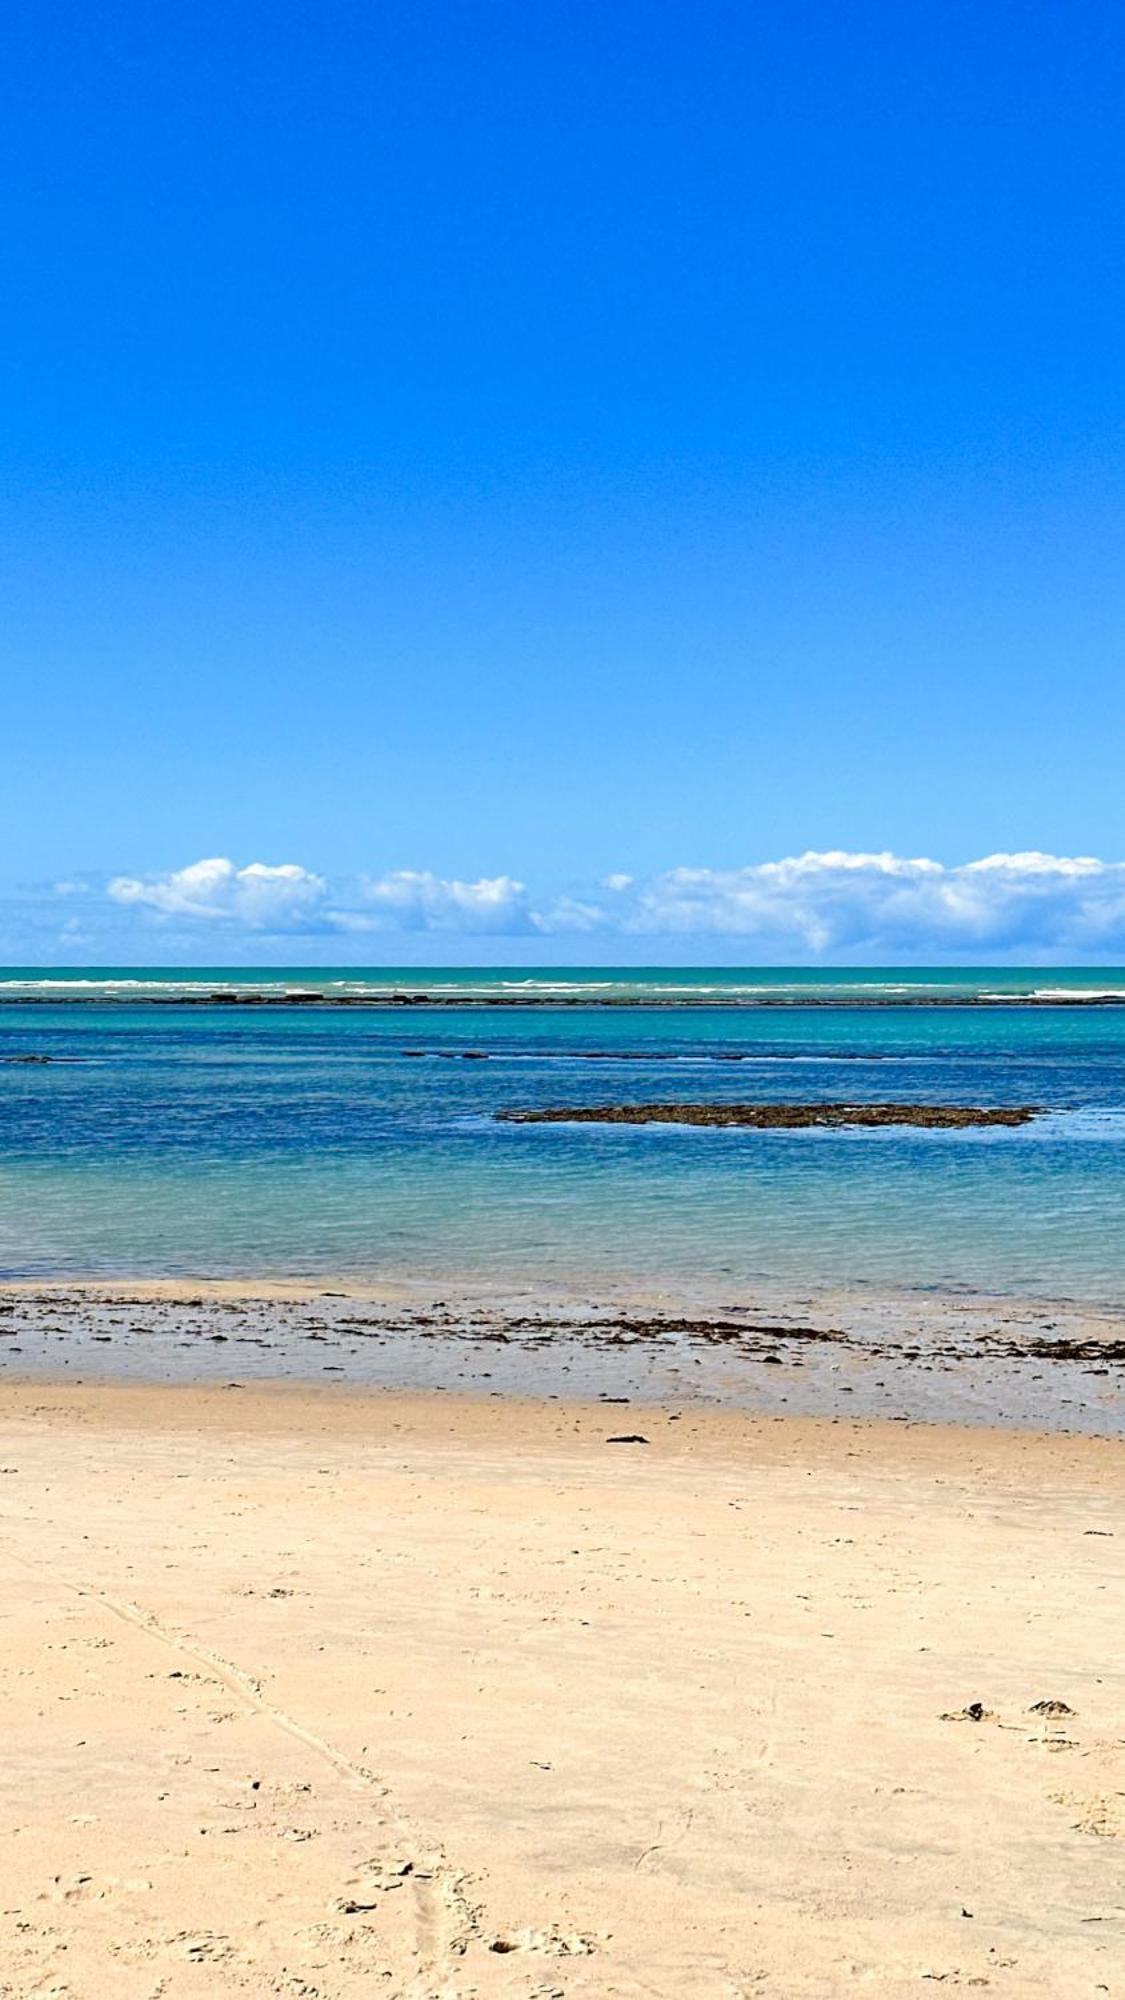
[0,1379,1122,1997]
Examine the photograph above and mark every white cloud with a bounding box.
[543,851,1125,954]
[53,849,1125,956]
[108,858,328,929]
[961,851,1103,878]
[357,870,535,933]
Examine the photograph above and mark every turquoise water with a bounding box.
[2,967,1125,1300]
[5,964,1125,1003]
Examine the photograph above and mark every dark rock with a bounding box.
[496,1101,1038,1130]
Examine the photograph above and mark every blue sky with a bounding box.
[4,0,1125,961]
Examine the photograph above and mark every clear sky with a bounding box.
[4,0,1125,960]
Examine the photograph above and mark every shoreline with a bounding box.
[9,1265,1125,1313]
[1,1373,1122,1996]
[1,1365,1122,1463]
[3,1273,1123,1437]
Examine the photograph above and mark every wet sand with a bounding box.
[0,1374,1123,1997]
[2,1276,1124,1435]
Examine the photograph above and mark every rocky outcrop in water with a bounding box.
[497,1102,1038,1129]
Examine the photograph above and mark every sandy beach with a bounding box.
[1,1373,1122,1997]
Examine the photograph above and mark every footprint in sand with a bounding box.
[1050,1792,1125,1839]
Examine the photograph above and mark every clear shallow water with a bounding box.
[2,969,1125,1300]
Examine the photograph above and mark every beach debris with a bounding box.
[1041,1340,1124,1362]
[1030,1699,1075,1717]
[490,1929,596,1957]
[606,1433,649,1445]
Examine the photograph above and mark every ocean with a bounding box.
[2,965,1125,1303]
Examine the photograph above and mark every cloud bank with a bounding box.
[593,851,1125,954]
[109,858,327,926]
[354,871,535,933]
[51,848,1125,958]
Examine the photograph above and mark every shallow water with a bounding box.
[2,970,1125,1300]
[5,963,1125,1003]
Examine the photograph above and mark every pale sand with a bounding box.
[1,1381,1122,1998]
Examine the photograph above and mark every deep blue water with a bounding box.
[2,971,1125,1300]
